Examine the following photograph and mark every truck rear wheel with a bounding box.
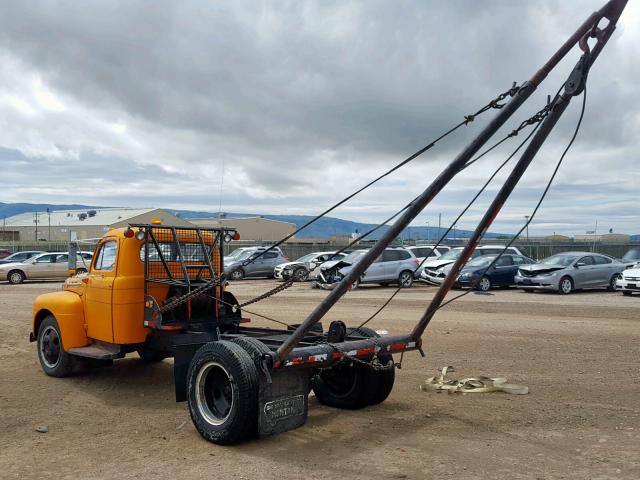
[311,360,374,409]
[187,341,259,444]
[230,337,271,368]
[350,327,395,406]
[37,315,76,377]
[311,327,395,409]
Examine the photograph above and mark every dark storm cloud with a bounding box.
[0,0,638,235]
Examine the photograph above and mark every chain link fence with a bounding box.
[3,239,638,263]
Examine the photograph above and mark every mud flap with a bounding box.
[258,369,309,437]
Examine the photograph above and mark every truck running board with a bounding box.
[68,343,124,360]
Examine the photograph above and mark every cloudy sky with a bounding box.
[1,0,638,236]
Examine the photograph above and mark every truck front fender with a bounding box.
[31,291,89,350]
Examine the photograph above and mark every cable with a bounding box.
[437,86,587,311]
[355,121,543,330]
[240,84,522,267]
[237,98,554,310]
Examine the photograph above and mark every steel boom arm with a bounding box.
[276,0,627,363]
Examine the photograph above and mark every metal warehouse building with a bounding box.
[189,216,296,241]
[3,208,191,241]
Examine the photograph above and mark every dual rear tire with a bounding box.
[311,327,395,409]
[187,341,260,445]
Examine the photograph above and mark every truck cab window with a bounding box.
[94,241,118,271]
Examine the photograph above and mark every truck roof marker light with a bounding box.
[232,231,240,241]
[151,218,162,225]
[124,228,135,238]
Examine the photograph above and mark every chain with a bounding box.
[158,275,225,314]
[239,279,295,308]
[343,353,395,371]
[464,81,521,124]
[508,95,553,137]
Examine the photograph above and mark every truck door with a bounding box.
[84,239,118,343]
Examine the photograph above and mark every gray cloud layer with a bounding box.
[1,1,638,235]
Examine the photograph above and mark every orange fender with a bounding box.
[31,291,89,350]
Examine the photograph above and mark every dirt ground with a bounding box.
[1,280,639,480]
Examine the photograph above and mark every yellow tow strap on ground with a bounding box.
[420,366,529,395]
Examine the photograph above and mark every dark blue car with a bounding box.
[455,254,534,291]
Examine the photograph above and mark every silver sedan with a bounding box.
[514,252,624,294]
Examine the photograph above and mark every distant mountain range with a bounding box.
[175,209,501,240]
[2,202,637,241]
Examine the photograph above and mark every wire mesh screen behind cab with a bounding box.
[141,226,222,283]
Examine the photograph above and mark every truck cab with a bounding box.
[31,224,239,377]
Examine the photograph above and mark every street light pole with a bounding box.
[33,212,39,241]
[524,215,530,241]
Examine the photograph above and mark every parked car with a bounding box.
[0,252,91,284]
[616,262,640,296]
[223,246,284,269]
[420,245,525,284]
[620,248,640,269]
[0,250,45,265]
[274,251,347,282]
[224,249,289,280]
[454,254,535,291]
[315,247,420,289]
[405,245,441,276]
[515,252,624,294]
[0,249,11,259]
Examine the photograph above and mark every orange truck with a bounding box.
[30,224,408,444]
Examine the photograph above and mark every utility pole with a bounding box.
[33,212,39,241]
[47,208,51,241]
[524,215,530,241]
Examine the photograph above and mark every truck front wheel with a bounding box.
[37,315,76,377]
[187,341,259,444]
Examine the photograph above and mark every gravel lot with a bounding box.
[1,280,639,479]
